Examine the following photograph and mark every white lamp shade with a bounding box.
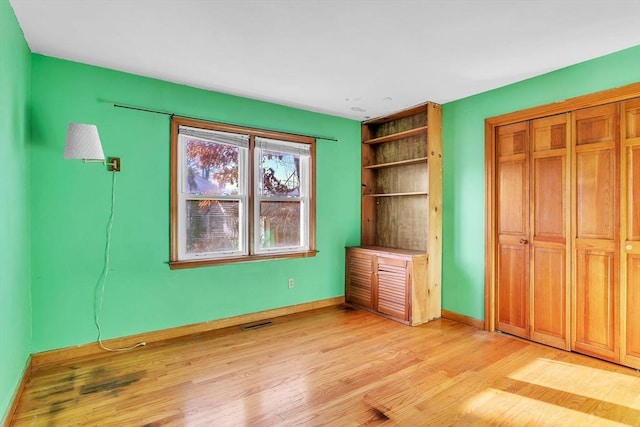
[65,123,105,160]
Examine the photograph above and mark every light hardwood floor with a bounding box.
[10,306,640,426]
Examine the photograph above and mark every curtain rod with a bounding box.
[112,103,338,142]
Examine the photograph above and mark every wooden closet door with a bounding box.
[530,114,571,350]
[621,98,640,369]
[496,122,530,338]
[572,104,620,362]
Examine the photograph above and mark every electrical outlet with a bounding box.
[288,278,295,289]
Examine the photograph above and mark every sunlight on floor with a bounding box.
[462,357,640,426]
[508,358,640,409]
[464,387,630,426]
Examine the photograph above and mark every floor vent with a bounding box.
[241,321,273,331]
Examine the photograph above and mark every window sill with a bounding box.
[169,250,318,269]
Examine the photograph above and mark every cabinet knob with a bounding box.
[520,238,529,245]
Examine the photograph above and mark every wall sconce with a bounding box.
[63,122,143,352]
[64,123,121,172]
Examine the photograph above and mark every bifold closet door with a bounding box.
[496,115,570,349]
[529,114,571,350]
[621,98,640,369]
[496,122,530,338]
[572,103,620,362]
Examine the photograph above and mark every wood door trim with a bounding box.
[484,120,497,330]
[486,82,640,127]
[485,82,640,332]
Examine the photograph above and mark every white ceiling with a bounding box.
[9,0,640,121]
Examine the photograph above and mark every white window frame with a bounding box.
[170,117,316,269]
[176,126,249,260]
[253,137,311,255]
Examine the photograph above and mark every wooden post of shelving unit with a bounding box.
[426,103,443,320]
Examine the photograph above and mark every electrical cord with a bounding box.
[94,171,146,352]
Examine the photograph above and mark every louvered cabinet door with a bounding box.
[621,98,640,369]
[376,257,410,322]
[346,249,374,309]
[572,104,620,362]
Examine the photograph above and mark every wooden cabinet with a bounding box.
[346,102,442,325]
[490,90,640,369]
[346,246,429,325]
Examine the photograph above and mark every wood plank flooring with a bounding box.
[10,305,640,426]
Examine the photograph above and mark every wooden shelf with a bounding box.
[358,246,428,257]
[363,157,428,169]
[363,191,428,198]
[363,103,428,125]
[363,126,427,145]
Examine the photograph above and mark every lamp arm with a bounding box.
[82,157,121,172]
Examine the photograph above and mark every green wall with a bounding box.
[0,0,32,422]
[30,55,361,353]
[441,45,640,320]
[3,6,639,420]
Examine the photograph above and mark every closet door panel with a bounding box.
[531,246,567,348]
[496,122,529,338]
[628,145,640,240]
[574,249,617,360]
[575,104,617,146]
[575,149,616,240]
[530,114,570,349]
[621,98,640,368]
[624,254,640,363]
[497,244,528,336]
[533,156,564,239]
[572,104,619,362]
[498,160,527,234]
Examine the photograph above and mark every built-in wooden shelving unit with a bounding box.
[346,102,443,325]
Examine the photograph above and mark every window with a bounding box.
[170,117,316,268]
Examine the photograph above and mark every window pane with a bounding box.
[185,139,240,196]
[259,150,300,197]
[186,200,240,254]
[259,201,301,249]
